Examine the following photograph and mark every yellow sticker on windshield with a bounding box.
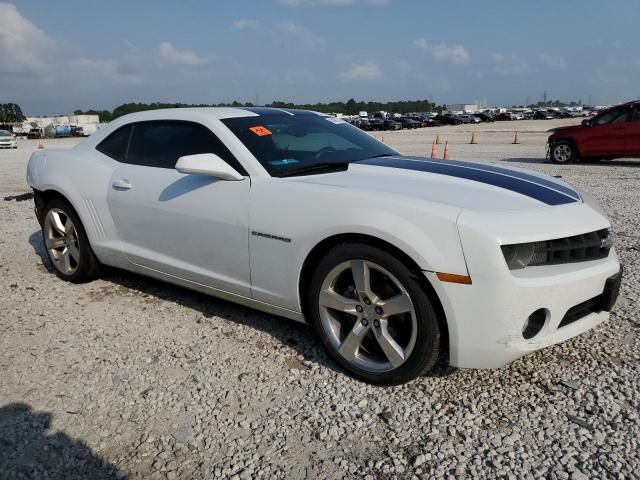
[249,126,272,136]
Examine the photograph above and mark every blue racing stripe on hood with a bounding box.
[355,157,580,206]
[424,157,581,200]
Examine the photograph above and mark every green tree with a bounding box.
[0,103,26,123]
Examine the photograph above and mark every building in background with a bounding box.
[446,103,478,114]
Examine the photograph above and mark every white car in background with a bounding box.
[0,129,18,148]
[26,108,621,385]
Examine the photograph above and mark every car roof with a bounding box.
[110,106,323,123]
[597,100,639,115]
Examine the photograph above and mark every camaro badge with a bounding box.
[251,231,291,243]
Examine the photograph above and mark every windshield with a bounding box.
[221,112,397,177]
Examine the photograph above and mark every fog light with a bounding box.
[523,309,546,339]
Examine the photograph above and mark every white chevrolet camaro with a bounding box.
[26,108,622,385]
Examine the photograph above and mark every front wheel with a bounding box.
[308,244,441,385]
[550,140,576,164]
[42,198,100,283]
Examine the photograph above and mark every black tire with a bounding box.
[550,140,577,164]
[41,198,100,283]
[307,243,441,385]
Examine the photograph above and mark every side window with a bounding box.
[633,108,640,121]
[122,121,247,174]
[594,108,632,125]
[96,125,132,161]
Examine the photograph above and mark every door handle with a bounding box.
[112,179,132,190]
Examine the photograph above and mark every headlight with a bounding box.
[501,243,536,269]
[501,229,612,270]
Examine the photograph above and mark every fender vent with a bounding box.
[82,198,106,239]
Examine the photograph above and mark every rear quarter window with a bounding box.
[96,125,132,161]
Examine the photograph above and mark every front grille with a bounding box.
[529,229,611,266]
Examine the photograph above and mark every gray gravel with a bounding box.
[1,126,639,479]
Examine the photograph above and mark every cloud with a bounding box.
[274,22,325,49]
[494,63,530,76]
[415,39,470,65]
[278,0,388,5]
[491,52,530,76]
[539,53,566,69]
[393,58,412,75]
[158,41,213,67]
[339,61,381,81]
[232,18,257,31]
[0,2,54,74]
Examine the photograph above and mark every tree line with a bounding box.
[74,98,439,122]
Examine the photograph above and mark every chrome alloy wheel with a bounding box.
[318,259,418,372]
[44,208,80,275]
[553,143,572,163]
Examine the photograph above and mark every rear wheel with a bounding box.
[550,140,576,164]
[308,244,441,385]
[42,198,100,283]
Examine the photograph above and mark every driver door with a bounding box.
[627,107,640,156]
[581,106,632,157]
[104,120,252,297]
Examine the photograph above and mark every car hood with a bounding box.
[286,156,582,213]
[548,124,584,134]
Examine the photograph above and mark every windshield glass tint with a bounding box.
[221,113,397,176]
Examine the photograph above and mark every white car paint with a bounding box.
[26,107,621,369]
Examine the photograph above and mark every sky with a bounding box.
[0,0,638,115]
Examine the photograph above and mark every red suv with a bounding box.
[548,100,640,163]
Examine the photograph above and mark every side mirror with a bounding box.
[175,153,244,181]
[581,119,591,126]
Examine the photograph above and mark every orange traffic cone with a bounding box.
[37,141,44,149]
[435,133,442,144]
[443,141,450,160]
[470,132,477,144]
[430,140,437,159]
[512,131,520,144]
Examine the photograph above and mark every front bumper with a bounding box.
[429,203,621,369]
[428,260,620,369]
[0,140,17,148]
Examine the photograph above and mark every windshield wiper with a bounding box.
[280,162,350,178]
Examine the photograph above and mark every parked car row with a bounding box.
[349,112,496,131]
[344,107,595,131]
[496,109,594,121]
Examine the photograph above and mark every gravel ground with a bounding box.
[1,121,639,480]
